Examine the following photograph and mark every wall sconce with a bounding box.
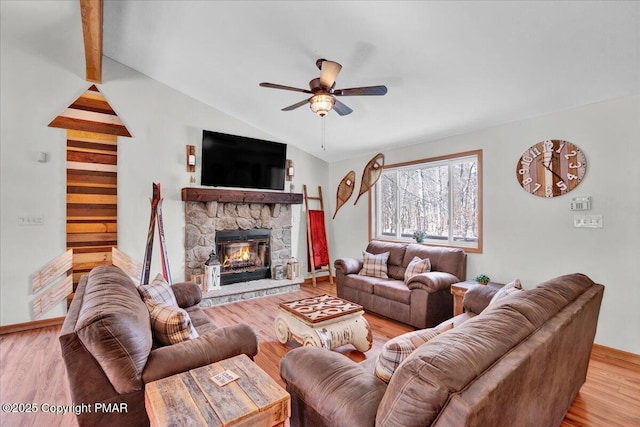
[186,145,196,172]
[286,159,294,181]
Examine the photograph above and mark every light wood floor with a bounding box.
[1,281,638,426]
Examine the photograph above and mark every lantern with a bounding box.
[204,249,221,291]
[286,257,300,280]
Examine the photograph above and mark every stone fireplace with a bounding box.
[184,201,292,282]
[183,187,303,292]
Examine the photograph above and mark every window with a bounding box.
[371,150,482,252]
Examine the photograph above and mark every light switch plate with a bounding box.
[574,214,603,228]
[19,215,44,226]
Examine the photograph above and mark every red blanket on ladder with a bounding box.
[308,210,329,269]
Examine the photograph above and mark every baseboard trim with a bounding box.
[592,343,640,365]
[0,316,65,335]
[302,275,333,286]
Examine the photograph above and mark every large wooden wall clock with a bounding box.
[516,139,587,197]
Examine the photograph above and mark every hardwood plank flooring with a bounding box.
[1,281,638,426]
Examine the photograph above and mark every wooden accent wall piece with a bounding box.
[31,250,73,320]
[32,250,72,294]
[49,85,131,137]
[47,85,130,299]
[65,128,118,285]
[112,247,143,283]
[33,276,73,320]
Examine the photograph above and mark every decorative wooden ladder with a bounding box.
[303,185,334,287]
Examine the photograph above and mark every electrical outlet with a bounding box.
[574,214,603,228]
[18,215,44,226]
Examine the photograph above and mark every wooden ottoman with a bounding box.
[274,294,372,352]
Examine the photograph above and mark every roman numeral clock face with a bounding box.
[516,140,587,197]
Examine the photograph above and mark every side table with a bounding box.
[451,280,504,316]
[145,354,290,427]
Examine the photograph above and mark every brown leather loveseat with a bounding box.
[59,265,259,426]
[281,273,604,427]
[335,241,467,328]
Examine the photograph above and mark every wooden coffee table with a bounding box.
[274,294,372,352]
[145,354,290,427]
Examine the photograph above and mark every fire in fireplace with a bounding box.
[215,229,271,285]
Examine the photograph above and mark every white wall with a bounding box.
[329,96,640,354]
[0,7,328,325]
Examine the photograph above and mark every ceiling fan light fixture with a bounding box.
[310,94,334,117]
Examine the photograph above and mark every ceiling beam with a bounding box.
[79,0,103,84]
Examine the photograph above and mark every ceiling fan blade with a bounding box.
[282,98,310,111]
[333,99,353,116]
[319,60,342,89]
[260,82,313,94]
[334,85,388,96]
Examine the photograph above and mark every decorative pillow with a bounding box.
[490,279,523,305]
[359,251,390,279]
[138,274,178,307]
[145,300,199,345]
[375,323,453,383]
[404,256,431,282]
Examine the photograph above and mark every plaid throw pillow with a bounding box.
[358,251,390,279]
[375,323,453,383]
[146,300,199,345]
[138,274,178,307]
[490,279,523,305]
[404,256,431,282]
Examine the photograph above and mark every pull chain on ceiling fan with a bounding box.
[260,58,388,117]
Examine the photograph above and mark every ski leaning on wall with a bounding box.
[140,183,172,285]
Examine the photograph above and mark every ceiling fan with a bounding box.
[259,59,388,117]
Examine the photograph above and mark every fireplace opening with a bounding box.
[215,229,271,285]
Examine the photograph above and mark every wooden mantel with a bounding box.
[181,187,303,204]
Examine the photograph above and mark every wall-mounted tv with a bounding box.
[201,130,287,191]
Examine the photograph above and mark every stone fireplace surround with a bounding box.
[182,188,304,306]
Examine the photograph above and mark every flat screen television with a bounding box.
[201,130,287,190]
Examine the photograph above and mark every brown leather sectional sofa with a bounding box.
[59,265,259,426]
[335,241,467,328]
[280,273,604,427]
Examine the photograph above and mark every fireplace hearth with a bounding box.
[215,229,271,285]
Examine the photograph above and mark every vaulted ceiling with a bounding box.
[44,2,640,162]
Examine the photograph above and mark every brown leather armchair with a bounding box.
[59,265,258,426]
